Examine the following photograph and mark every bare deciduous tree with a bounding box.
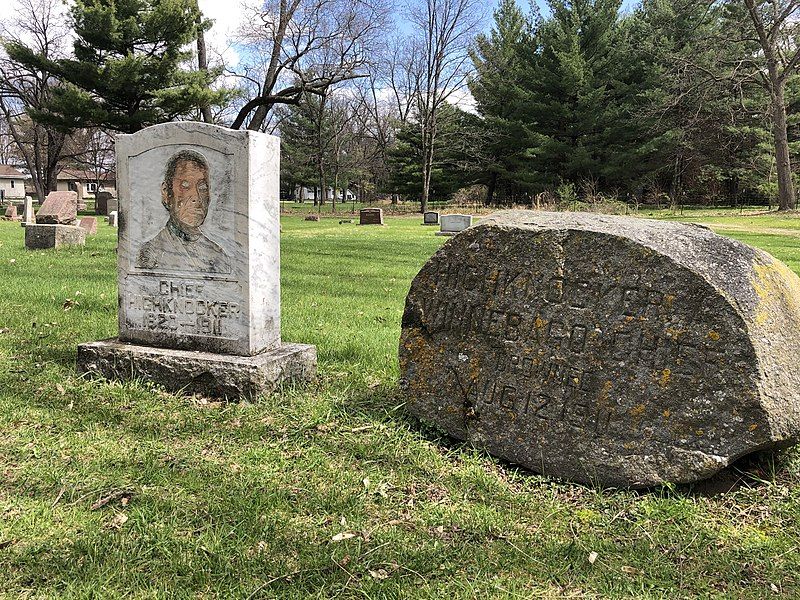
[405,0,483,212]
[229,0,390,131]
[0,0,71,201]
[739,0,800,210]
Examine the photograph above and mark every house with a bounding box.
[0,165,28,201]
[295,186,355,202]
[56,168,117,200]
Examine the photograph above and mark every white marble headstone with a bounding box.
[440,214,473,233]
[116,122,280,356]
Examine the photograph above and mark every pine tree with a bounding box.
[469,0,537,205]
[5,0,229,133]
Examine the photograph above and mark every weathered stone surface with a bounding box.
[108,211,118,227]
[25,224,86,249]
[79,216,98,235]
[360,208,384,225]
[4,204,18,219]
[116,122,281,355]
[37,191,78,224]
[436,214,472,236]
[400,210,800,488]
[423,211,439,225]
[77,338,317,399]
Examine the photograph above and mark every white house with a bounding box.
[56,168,117,200]
[0,165,27,200]
[295,186,355,202]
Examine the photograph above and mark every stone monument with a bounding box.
[423,211,439,226]
[78,216,98,235]
[359,208,384,225]
[400,210,800,488]
[96,191,115,216]
[21,196,35,227]
[108,210,118,227]
[25,191,85,249]
[77,122,317,398]
[3,204,19,221]
[436,214,472,236]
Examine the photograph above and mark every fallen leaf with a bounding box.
[340,516,347,526]
[771,583,780,593]
[108,512,128,529]
[369,569,389,580]
[621,565,641,576]
[56,384,65,395]
[362,477,371,489]
[331,532,357,542]
[588,551,598,564]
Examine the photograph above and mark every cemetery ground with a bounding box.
[1,212,800,597]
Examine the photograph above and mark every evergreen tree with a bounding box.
[520,0,649,193]
[469,0,537,205]
[5,0,229,133]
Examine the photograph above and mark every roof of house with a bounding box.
[57,168,116,182]
[0,165,27,179]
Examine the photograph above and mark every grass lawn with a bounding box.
[1,212,800,597]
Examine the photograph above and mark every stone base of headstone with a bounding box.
[25,224,86,249]
[76,338,317,400]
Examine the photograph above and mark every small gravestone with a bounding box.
[3,204,18,220]
[36,191,78,224]
[400,210,800,488]
[79,216,98,235]
[304,214,321,222]
[359,208,384,225]
[26,191,84,249]
[108,197,118,215]
[96,191,115,215]
[423,211,439,226]
[77,122,316,399]
[436,214,472,236]
[107,210,118,227]
[21,196,35,227]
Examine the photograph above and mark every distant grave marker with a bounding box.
[25,191,84,249]
[78,216,98,235]
[400,210,800,487]
[423,211,439,226]
[436,214,472,236]
[359,208,384,225]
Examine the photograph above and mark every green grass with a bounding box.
[1,212,800,597]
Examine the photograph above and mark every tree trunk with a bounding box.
[771,79,796,211]
[196,9,213,123]
[486,172,497,207]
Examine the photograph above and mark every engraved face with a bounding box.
[163,159,210,229]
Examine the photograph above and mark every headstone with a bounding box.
[25,224,85,249]
[3,204,18,220]
[400,210,800,488]
[436,214,472,236]
[77,122,317,399]
[96,191,115,215]
[359,208,384,225]
[107,198,119,215]
[304,214,320,222]
[423,211,439,226]
[78,216,98,235]
[36,191,78,225]
[107,210,119,227]
[21,196,35,227]
[26,192,83,249]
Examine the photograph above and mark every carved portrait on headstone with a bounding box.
[136,149,231,273]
